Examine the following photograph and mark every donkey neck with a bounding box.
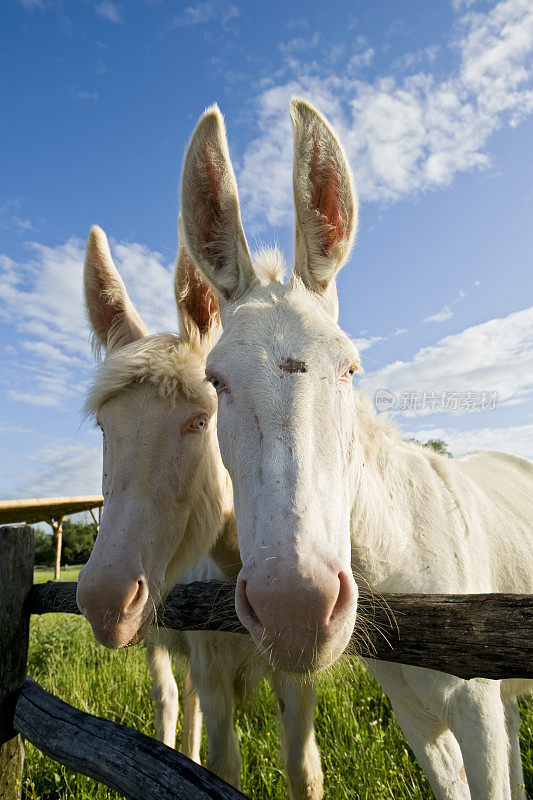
[348,403,480,593]
[348,395,437,591]
[210,513,241,580]
[350,446,414,591]
[182,440,236,576]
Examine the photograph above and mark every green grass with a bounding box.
[33,566,82,584]
[23,570,533,800]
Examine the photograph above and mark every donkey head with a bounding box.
[180,99,360,671]
[77,225,225,647]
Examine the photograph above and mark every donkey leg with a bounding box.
[181,668,203,764]
[503,697,526,800]
[390,702,470,800]
[271,673,323,800]
[394,664,512,800]
[145,642,179,748]
[444,679,511,800]
[369,662,469,800]
[189,641,241,788]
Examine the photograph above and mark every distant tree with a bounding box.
[61,520,98,565]
[33,520,97,566]
[423,439,452,457]
[34,528,54,565]
[407,438,453,457]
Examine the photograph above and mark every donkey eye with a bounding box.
[339,365,357,383]
[207,374,226,394]
[187,414,209,433]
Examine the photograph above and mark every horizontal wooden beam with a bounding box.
[28,581,533,681]
[14,677,248,800]
[0,497,103,525]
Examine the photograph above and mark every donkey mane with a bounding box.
[352,390,401,469]
[252,246,287,285]
[84,332,216,418]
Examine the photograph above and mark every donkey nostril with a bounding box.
[236,578,264,631]
[326,571,352,626]
[123,577,148,616]
[243,581,263,628]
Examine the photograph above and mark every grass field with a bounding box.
[24,568,533,799]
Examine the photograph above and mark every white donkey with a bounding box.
[179,98,533,800]
[77,225,324,798]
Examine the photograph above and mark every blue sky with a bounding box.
[1,0,532,500]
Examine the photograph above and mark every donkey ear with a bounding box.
[175,216,221,344]
[180,104,257,304]
[291,98,358,320]
[84,226,147,354]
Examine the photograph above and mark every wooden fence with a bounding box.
[1,523,532,800]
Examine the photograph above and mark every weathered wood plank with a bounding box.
[27,581,80,615]
[0,739,24,800]
[0,497,103,526]
[0,525,33,800]
[28,580,533,680]
[14,678,249,800]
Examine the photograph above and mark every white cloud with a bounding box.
[395,327,408,335]
[70,89,100,102]
[423,304,454,323]
[0,199,34,233]
[17,0,45,10]
[404,422,533,460]
[2,442,103,500]
[347,47,375,71]
[95,1,123,24]
[393,44,440,72]
[0,236,178,408]
[452,0,477,12]
[238,0,533,229]
[352,335,384,352]
[361,305,533,414]
[111,240,178,333]
[169,0,239,28]
[279,33,320,55]
[0,423,40,437]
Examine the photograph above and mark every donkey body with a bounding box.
[179,99,533,800]
[78,225,324,798]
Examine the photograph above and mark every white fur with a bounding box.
[180,98,533,800]
[79,225,324,799]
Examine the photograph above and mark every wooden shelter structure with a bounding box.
[0,497,103,580]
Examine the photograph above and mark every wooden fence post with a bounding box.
[0,525,34,800]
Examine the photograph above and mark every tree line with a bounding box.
[34,520,97,567]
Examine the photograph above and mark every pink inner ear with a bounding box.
[183,261,220,334]
[198,143,226,267]
[309,141,345,254]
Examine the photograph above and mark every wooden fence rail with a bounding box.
[29,579,533,681]
[2,523,533,800]
[14,677,246,800]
